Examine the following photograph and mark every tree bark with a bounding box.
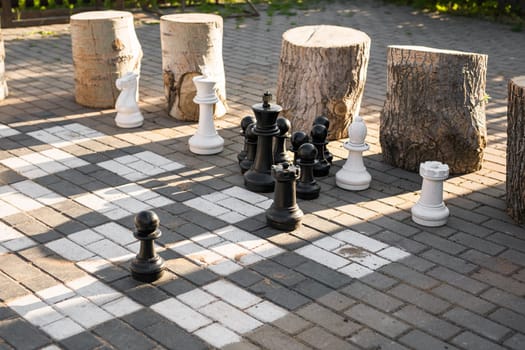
[0,24,7,101]
[507,76,525,224]
[380,45,488,174]
[276,25,370,140]
[70,11,142,108]
[160,13,227,121]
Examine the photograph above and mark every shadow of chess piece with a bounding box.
[274,117,291,164]
[238,115,256,163]
[290,131,309,165]
[296,143,321,200]
[240,123,257,174]
[266,162,303,231]
[311,124,331,177]
[131,211,165,283]
[312,115,333,163]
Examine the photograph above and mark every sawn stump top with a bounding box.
[282,25,370,48]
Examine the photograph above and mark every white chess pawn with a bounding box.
[114,72,144,128]
[188,74,224,155]
[335,115,371,190]
[411,161,450,227]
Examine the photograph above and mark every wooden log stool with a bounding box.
[0,24,7,101]
[276,25,370,140]
[507,76,525,224]
[380,45,488,174]
[160,13,227,121]
[70,11,143,108]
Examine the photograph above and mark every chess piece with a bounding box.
[114,72,144,128]
[296,143,321,200]
[273,117,291,164]
[411,161,450,227]
[244,92,282,192]
[310,124,331,177]
[240,123,257,174]
[335,115,371,191]
[290,131,309,165]
[266,162,303,231]
[131,211,165,282]
[312,115,333,163]
[188,74,224,155]
[238,115,256,163]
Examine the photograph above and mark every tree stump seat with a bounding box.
[276,25,371,140]
[0,24,8,101]
[380,45,488,174]
[70,11,142,108]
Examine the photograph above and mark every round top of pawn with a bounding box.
[135,210,160,237]
[348,115,367,146]
[312,116,330,130]
[419,161,449,180]
[245,123,257,141]
[241,116,255,132]
[291,131,309,149]
[311,124,328,143]
[276,117,291,137]
[297,143,317,165]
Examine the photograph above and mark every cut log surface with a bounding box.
[70,11,142,108]
[507,76,525,224]
[0,25,7,101]
[276,25,370,140]
[160,13,227,121]
[380,45,488,174]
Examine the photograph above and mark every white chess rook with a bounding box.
[335,115,371,191]
[189,75,224,155]
[411,161,450,227]
[114,72,144,128]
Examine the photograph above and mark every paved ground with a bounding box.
[1,1,525,349]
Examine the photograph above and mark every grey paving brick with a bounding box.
[249,280,310,310]
[293,278,333,299]
[462,249,520,275]
[388,283,450,315]
[380,263,439,289]
[444,307,511,342]
[247,325,313,350]
[271,252,309,269]
[471,268,525,296]
[298,326,360,350]
[345,304,410,338]
[431,284,496,314]
[297,303,361,337]
[359,270,399,290]
[316,291,356,312]
[158,277,196,297]
[427,266,488,294]
[266,233,309,251]
[481,287,525,316]
[452,331,507,350]
[374,230,428,254]
[165,258,218,286]
[0,318,51,350]
[272,313,312,335]
[504,332,525,350]
[60,332,104,350]
[124,284,170,306]
[122,308,165,330]
[413,232,467,255]
[251,260,306,287]
[0,305,17,321]
[399,329,459,350]
[341,281,404,312]
[393,254,436,272]
[227,269,264,287]
[349,328,409,350]
[294,261,351,289]
[447,217,493,237]
[145,320,208,350]
[489,307,525,333]
[484,220,525,238]
[93,319,157,350]
[499,249,525,267]
[421,249,477,274]
[394,305,460,339]
[449,232,505,255]
[222,341,261,350]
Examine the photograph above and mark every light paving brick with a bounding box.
[194,323,241,348]
[295,244,349,269]
[345,304,410,338]
[199,300,262,334]
[177,288,217,309]
[66,276,121,306]
[150,297,212,332]
[41,317,84,340]
[203,279,261,309]
[54,296,113,328]
[45,238,94,262]
[246,300,288,323]
[333,230,388,252]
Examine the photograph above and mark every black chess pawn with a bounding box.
[131,211,165,282]
[273,117,291,164]
[312,115,333,164]
[240,123,257,174]
[238,115,256,164]
[296,143,321,200]
[289,131,310,165]
[266,162,303,231]
[311,124,331,177]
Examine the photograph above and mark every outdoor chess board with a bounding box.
[0,121,420,348]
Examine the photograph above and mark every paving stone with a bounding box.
[452,331,507,350]
[158,277,196,297]
[489,307,525,333]
[294,261,351,289]
[165,258,218,286]
[427,266,488,294]
[421,249,477,274]
[345,304,410,338]
[444,307,511,342]
[271,252,309,269]
[60,332,104,350]
[431,284,496,314]
[247,324,313,350]
[358,270,399,290]
[388,283,450,314]
[93,319,157,350]
[449,232,505,255]
[272,312,312,335]
[413,232,467,255]
[121,308,165,330]
[380,263,439,289]
[349,328,409,350]
[341,281,404,312]
[251,260,306,287]
[461,249,520,275]
[297,303,361,337]
[399,329,459,350]
[298,326,360,350]
[394,305,461,339]
[0,318,51,350]
[471,268,525,296]
[249,279,310,310]
[227,269,264,287]
[145,320,208,350]
[293,278,333,299]
[504,332,525,350]
[316,291,355,312]
[481,287,525,316]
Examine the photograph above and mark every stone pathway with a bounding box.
[1,1,525,349]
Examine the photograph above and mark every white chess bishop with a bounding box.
[114,72,144,128]
[188,73,224,155]
[335,115,371,191]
